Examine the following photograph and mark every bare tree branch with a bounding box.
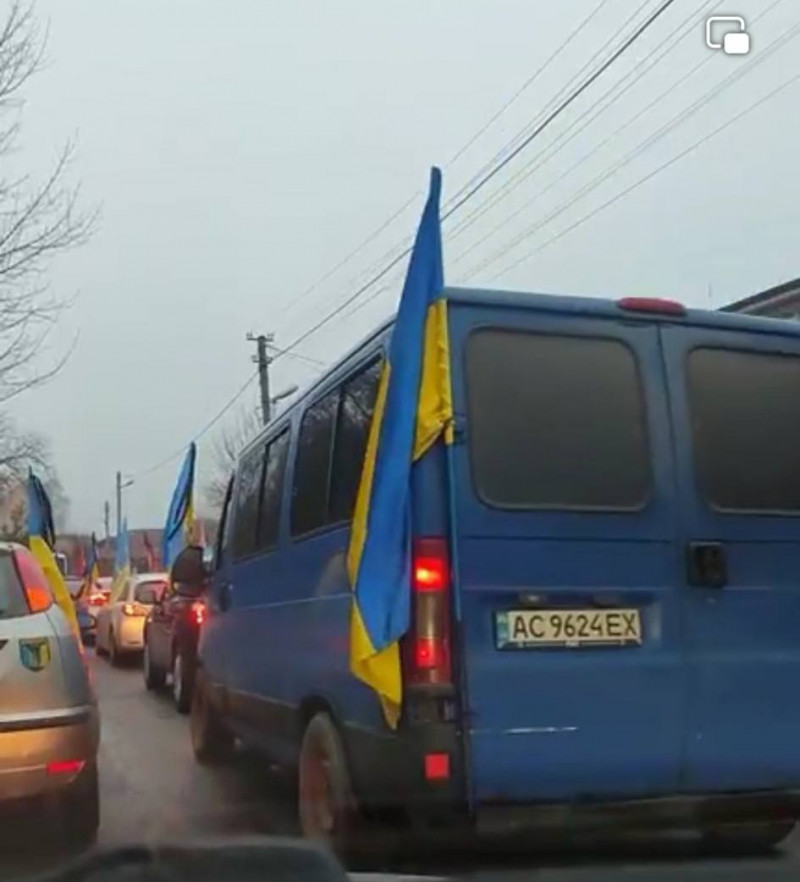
[204,406,262,510]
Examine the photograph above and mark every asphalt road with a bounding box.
[5,651,800,881]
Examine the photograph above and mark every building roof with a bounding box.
[722,277,800,314]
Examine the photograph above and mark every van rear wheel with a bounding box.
[190,672,233,764]
[702,820,795,853]
[298,712,358,857]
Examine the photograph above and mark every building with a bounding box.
[722,277,800,318]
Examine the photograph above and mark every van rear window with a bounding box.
[687,347,800,512]
[466,329,650,510]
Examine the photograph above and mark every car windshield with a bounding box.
[134,581,165,605]
[4,2,799,879]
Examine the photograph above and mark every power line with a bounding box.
[446,0,720,257]
[276,0,616,335]
[268,344,326,369]
[439,0,680,221]
[470,13,800,282]
[488,70,800,283]
[270,0,680,366]
[129,370,259,478]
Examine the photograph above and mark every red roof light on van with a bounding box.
[617,297,685,316]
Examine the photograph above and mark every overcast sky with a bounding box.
[8,0,800,534]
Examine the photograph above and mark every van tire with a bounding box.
[298,712,358,857]
[191,673,233,764]
[143,639,165,690]
[702,820,795,853]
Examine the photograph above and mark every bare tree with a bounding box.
[0,413,69,538]
[204,406,261,511]
[0,2,94,402]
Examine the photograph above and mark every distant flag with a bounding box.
[74,542,87,583]
[81,532,100,597]
[110,518,131,603]
[143,531,157,572]
[163,443,196,569]
[27,471,80,636]
[347,167,453,727]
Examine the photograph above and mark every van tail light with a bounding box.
[403,537,452,687]
[12,548,52,613]
[191,601,206,626]
[617,297,685,316]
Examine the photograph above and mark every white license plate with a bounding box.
[495,608,642,648]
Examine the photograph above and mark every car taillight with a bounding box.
[13,548,52,613]
[191,601,206,626]
[46,759,85,776]
[404,537,452,687]
[123,603,148,616]
[89,594,106,606]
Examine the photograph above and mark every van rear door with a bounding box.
[449,304,684,804]
[661,322,800,792]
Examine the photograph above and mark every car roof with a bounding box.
[134,572,168,583]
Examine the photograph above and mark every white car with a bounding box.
[95,573,168,665]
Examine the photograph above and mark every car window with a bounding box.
[258,430,290,551]
[135,580,166,604]
[466,329,650,510]
[214,474,234,570]
[291,389,339,537]
[687,347,800,511]
[232,444,266,559]
[0,553,30,619]
[329,359,382,523]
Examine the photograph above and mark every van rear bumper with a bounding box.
[476,790,800,836]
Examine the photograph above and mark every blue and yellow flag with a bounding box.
[163,443,196,570]
[82,532,100,594]
[110,518,131,603]
[27,471,80,636]
[347,167,454,727]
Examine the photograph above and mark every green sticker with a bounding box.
[19,638,51,671]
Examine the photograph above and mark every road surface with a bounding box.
[4,651,800,880]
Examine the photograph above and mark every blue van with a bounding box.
[193,287,800,851]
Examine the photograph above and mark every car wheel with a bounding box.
[191,672,233,764]
[109,630,121,667]
[57,762,99,848]
[298,711,359,857]
[143,639,165,690]
[702,820,795,854]
[172,646,193,714]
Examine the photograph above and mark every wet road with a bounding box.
[5,651,800,880]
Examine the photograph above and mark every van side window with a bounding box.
[329,359,382,523]
[291,390,339,537]
[466,330,650,510]
[214,474,234,570]
[688,347,800,511]
[232,445,265,559]
[258,430,290,550]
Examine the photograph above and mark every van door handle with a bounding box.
[687,542,727,588]
[218,583,232,612]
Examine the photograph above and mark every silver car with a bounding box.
[0,542,100,844]
[95,573,167,665]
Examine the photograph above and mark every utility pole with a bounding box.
[247,332,274,425]
[115,472,122,537]
[104,501,110,541]
[115,472,134,536]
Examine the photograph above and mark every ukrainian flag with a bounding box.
[110,519,131,603]
[163,443,196,570]
[347,167,454,727]
[27,471,80,636]
[82,532,100,594]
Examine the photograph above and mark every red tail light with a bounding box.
[13,548,52,613]
[191,601,206,626]
[46,759,85,776]
[404,537,452,687]
[617,297,685,316]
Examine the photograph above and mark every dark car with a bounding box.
[66,577,95,646]
[143,547,207,713]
